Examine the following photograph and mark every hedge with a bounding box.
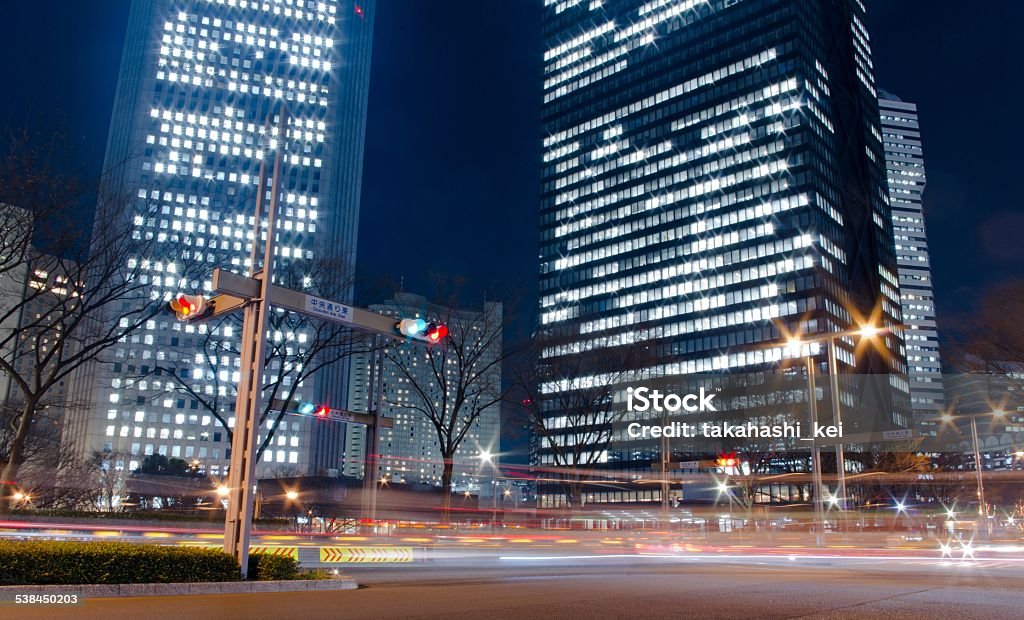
[0,541,241,585]
[247,553,300,581]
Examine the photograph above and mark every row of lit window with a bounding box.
[544,47,777,148]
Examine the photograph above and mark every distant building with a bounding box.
[0,205,84,450]
[941,361,1024,469]
[879,91,945,433]
[0,206,32,406]
[342,293,502,489]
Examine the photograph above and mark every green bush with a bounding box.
[0,541,241,585]
[247,553,300,581]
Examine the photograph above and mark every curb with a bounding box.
[0,578,358,598]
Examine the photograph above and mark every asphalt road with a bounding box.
[10,556,1024,620]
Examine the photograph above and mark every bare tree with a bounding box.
[511,336,650,510]
[153,258,376,465]
[90,450,133,512]
[0,134,201,512]
[846,440,930,509]
[3,404,99,510]
[712,372,808,513]
[384,295,508,520]
[961,280,1024,371]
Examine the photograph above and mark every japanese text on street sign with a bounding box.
[306,296,353,323]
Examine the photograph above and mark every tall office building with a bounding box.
[74,0,375,476]
[537,0,909,499]
[878,91,944,432]
[342,293,502,488]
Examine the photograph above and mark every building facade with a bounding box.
[75,0,375,476]
[342,293,502,490]
[536,0,910,504]
[878,91,945,433]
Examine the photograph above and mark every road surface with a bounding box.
[10,555,1024,619]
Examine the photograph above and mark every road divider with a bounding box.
[319,546,414,563]
[187,544,299,560]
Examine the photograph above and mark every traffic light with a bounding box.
[395,318,448,343]
[169,294,210,321]
[298,402,330,418]
[716,452,738,469]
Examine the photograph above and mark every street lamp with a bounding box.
[786,322,900,510]
[787,339,827,545]
[285,490,299,501]
[479,451,497,527]
[939,408,1007,523]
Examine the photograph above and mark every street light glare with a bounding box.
[286,490,299,501]
[216,485,230,497]
[857,324,880,338]
[479,450,492,463]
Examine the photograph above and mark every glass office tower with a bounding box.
[537,0,910,496]
[73,0,375,478]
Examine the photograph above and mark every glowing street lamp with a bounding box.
[785,322,902,510]
[479,450,497,526]
[939,408,1007,522]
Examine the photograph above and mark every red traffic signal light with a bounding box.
[169,294,209,321]
[427,324,448,342]
[395,318,448,344]
[716,452,738,468]
[313,405,330,419]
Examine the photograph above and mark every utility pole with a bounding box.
[224,110,285,577]
[970,416,987,522]
[361,336,388,531]
[827,337,846,510]
[660,406,669,525]
[174,111,447,574]
[806,355,825,547]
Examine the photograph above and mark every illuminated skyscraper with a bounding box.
[75,0,375,478]
[536,0,910,501]
[878,91,944,431]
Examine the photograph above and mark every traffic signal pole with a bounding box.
[360,336,387,530]
[224,113,285,577]
[175,109,445,572]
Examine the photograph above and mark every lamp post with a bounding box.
[788,341,826,546]
[479,451,497,527]
[940,409,1006,529]
[786,323,899,511]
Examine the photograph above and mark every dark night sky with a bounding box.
[1,0,1021,339]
